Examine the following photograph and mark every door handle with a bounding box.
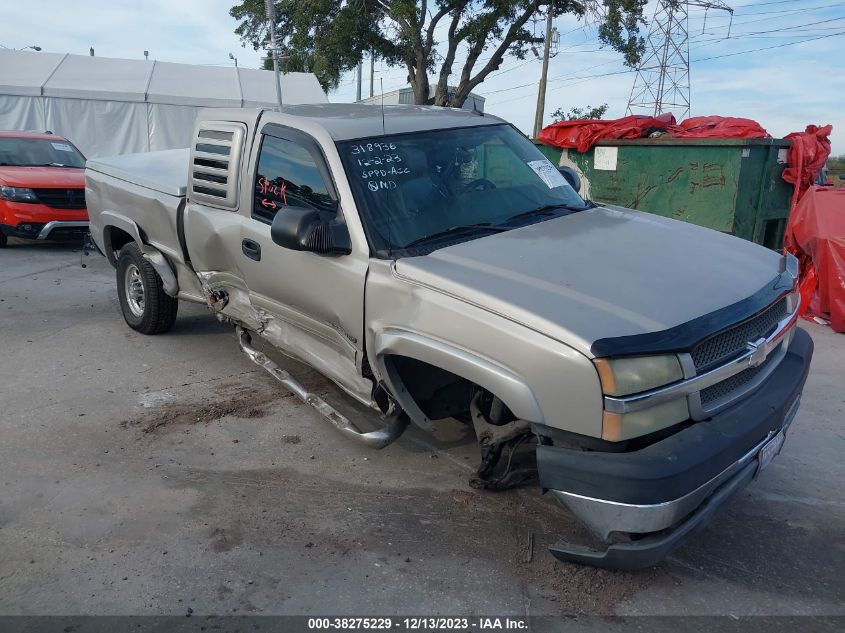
[242,239,261,261]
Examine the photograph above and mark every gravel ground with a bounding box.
[0,240,842,616]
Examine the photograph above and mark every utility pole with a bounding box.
[532,8,553,139]
[264,0,284,110]
[356,59,363,101]
[369,53,374,98]
[626,0,732,120]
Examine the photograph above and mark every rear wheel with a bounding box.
[116,243,178,334]
[0,231,7,247]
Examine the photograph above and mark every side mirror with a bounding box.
[558,166,582,193]
[270,207,352,255]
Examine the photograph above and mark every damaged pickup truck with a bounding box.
[85,104,812,569]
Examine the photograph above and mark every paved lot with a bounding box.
[0,240,843,616]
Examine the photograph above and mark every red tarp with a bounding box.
[781,124,833,212]
[537,114,769,152]
[536,113,676,153]
[670,116,770,139]
[783,186,845,333]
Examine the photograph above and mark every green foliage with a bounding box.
[551,103,609,121]
[230,1,647,107]
[827,155,845,173]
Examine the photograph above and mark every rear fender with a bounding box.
[101,210,179,297]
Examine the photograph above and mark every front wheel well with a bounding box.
[385,354,516,424]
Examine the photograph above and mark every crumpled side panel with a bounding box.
[195,271,377,405]
[783,186,845,333]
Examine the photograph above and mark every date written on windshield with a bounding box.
[350,142,413,192]
[355,154,405,167]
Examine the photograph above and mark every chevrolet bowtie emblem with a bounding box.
[747,338,768,368]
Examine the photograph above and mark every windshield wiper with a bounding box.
[30,163,74,168]
[503,202,590,225]
[402,223,508,249]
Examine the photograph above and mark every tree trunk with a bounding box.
[411,73,431,104]
[434,10,463,106]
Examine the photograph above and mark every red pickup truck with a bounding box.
[0,131,89,247]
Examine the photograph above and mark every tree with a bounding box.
[551,102,609,121]
[230,0,647,108]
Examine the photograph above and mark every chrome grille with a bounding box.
[700,344,781,407]
[691,298,788,372]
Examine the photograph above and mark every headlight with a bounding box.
[0,186,39,203]
[593,354,683,396]
[602,397,689,441]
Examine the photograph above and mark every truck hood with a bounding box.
[0,166,85,188]
[393,205,783,356]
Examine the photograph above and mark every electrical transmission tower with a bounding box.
[626,0,732,120]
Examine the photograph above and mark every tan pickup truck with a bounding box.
[84,104,812,569]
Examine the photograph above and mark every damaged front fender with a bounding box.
[374,328,543,429]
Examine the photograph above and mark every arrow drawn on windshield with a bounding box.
[261,198,277,209]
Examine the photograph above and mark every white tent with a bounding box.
[0,50,327,158]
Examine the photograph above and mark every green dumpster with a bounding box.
[536,138,793,250]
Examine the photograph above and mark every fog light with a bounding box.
[22,224,32,231]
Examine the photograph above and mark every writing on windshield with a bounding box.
[337,123,588,257]
[349,142,412,192]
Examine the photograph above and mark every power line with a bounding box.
[730,1,845,17]
[485,24,845,107]
[486,66,634,101]
[687,3,845,34]
[720,0,827,7]
[702,14,845,40]
[689,15,845,47]
[692,27,845,60]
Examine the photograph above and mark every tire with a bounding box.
[0,231,7,248]
[116,242,178,334]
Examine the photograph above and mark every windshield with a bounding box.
[337,123,589,257]
[0,137,86,168]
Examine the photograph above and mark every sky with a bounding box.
[1,0,843,154]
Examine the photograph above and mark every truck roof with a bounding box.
[264,103,504,141]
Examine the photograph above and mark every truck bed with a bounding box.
[86,149,189,197]
[85,149,198,297]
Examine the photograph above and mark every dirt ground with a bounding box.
[0,241,842,616]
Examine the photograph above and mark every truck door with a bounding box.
[237,125,371,401]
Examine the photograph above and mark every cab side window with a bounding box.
[252,135,337,224]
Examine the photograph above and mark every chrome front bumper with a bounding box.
[551,395,801,543]
[37,220,89,240]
